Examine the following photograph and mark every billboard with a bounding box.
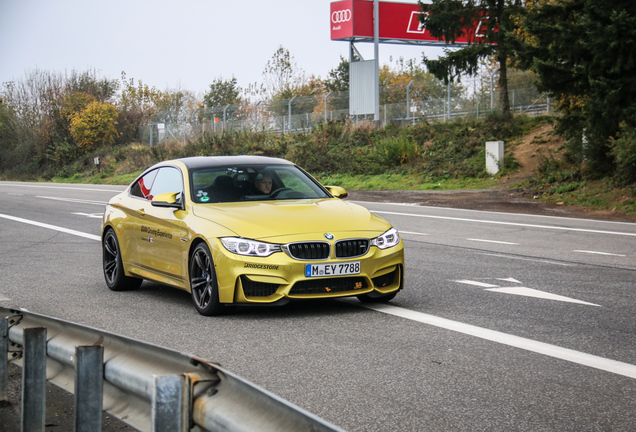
[330,0,487,45]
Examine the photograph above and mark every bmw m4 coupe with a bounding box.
[102,156,404,315]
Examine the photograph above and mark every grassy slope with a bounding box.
[42,116,635,217]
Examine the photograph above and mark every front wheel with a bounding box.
[102,229,142,291]
[189,243,225,316]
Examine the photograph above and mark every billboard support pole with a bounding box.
[373,0,380,122]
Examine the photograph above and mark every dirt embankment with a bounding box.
[349,124,636,223]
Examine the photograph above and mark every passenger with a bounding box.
[254,173,272,195]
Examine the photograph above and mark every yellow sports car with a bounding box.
[102,156,404,315]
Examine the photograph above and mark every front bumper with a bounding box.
[212,240,405,304]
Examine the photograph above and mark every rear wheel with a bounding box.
[189,243,225,316]
[102,229,142,291]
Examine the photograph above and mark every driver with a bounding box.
[254,173,272,195]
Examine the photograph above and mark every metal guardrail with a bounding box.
[0,307,345,432]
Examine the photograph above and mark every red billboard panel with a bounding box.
[330,0,486,45]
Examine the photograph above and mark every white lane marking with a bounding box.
[497,277,521,283]
[37,196,108,206]
[485,287,601,306]
[0,214,100,241]
[72,212,103,219]
[372,210,636,237]
[479,253,577,266]
[455,278,599,306]
[400,231,429,236]
[356,302,636,379]
[361,200,636,227]
[1,183,123,193]
[454,280,500,288]
[467,238,519,245]
[574,250,627,257]
[0,295,11,301]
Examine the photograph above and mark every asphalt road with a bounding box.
[1,181,635,432]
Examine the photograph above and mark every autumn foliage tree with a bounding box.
[69,101,120,151]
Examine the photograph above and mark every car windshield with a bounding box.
[189,164,331,204]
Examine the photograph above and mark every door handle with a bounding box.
[137,208,146,217]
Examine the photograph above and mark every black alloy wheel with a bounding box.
[189,243,225,316]
[102,229,142,291]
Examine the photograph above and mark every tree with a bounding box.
[518,0,636,176]
[260,45,306,100]
[380,57,456,105]
[203,77,243,109]
[324,56,350,93]
[69,101,120,151]
[117,72,163,142]
[202,77,243,123]
[418,0,525,117]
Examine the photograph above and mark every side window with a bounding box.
[149,167,184,201]
[130,169,158,199]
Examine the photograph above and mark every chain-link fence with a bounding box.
[141,77,552,146]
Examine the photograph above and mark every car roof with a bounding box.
[176,156,294,170]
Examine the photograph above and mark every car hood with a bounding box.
[191,198,391,240]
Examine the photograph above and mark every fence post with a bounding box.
[288,96,297,133]
[490,68,499,110]
[152,374,188,432]
[75,345,104,432]
[22,327,47,432]
[254,101,262,130]
[406,80,414,120]
[324,92,332,122]
[223,104,231,132]
[447,80,452,121]
[0,318,7,402]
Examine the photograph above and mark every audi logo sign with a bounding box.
[330,0,484,45]
[331,9,351,23]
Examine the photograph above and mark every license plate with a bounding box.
[305,262,361,277]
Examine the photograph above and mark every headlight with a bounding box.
[220,237,282,257]
[370,228,400,250]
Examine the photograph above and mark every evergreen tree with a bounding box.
[203,77,242,109]
[518,0,636,176]
[418,0,524,117]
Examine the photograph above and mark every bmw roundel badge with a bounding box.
[324,233,334,240]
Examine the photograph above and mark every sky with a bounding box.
[0,0,443,96]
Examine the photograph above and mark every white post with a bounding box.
[486,141,504,175]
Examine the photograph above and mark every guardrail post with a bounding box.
[152,374,188,432]
[22,327,47,432]
[0,318,7,402]
[75,345,104,432]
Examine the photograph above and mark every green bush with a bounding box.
[374,136,420,166]
[611,123,636,185]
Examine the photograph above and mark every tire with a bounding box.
[357,291,398,303]
[102,229,142,291]
[189,242,225,316]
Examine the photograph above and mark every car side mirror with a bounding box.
[324,186,348,199]
[151,192,184,210]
